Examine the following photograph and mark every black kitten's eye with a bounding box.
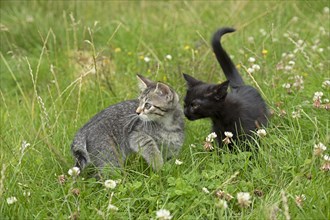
[191,103,199,109]
[144,103,152,110]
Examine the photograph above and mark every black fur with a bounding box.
[183,27,269,149]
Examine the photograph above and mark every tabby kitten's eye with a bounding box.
[144,103,152,110]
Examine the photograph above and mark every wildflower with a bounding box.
[320,161,330,171]
[58,174,66,184]
[292,111,301,119]
[222,131,233,145]
[313,142,326,156]
[247,36,254,43]
[256,128,267,137]
[165,54,172,60]
[324,99,329,103]
[104,179,117,189]
[71,188,80,196]
[324,154,330,161]
[144,56,151,63]
[293,75,304,90]
[247,67,255,74]
[206,132,217,142]
[68,167,80,177]
[285,65,293,71]
[107,204,119,211]
[215,190,234,201]
[252,64,260,71]
[204,132,217,151]
[259,29,267,36]
[323,6,329,14]
[253,189,264,197]
[291,16,299,22]
[322,80,330,89]
[7,196,17,205]
[175,159,183,165]
[262,49,268,56]
[295,194,306,207]
[288,60,295,66]
[156,209,172,220]
[237,192,251,208]
[114,47,121,53]
[204,141,214,151]
[216,199,228,209]
[184,45,190,50]
[202,187,210,194]
[248,57,256,63]
[313,91,323,108]
[282,83,291,89]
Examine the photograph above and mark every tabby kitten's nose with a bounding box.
[136,107,142,115]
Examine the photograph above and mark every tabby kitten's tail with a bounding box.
[211,27,244,89]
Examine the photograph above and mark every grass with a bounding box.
[0,1,329,219]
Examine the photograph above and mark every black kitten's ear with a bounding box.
[137,74,154,91]
[207,80,229,100]
[183,73,202,87]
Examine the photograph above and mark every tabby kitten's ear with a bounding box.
[206,80,230,101]
[137,74,154,91]
[183,73,203,88]
[155,83,173,101]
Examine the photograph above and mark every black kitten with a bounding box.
[183,27,269,149]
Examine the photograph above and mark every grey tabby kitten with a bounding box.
[71,75,184,173]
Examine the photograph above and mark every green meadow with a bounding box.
[0,1,329,219]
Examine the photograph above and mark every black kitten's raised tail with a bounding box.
[211,27,244,89]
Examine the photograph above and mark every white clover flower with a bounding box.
[247,67,255,74]
[107,204,119,211]
[216,199,228,209]
[206,132,217,142]
[165,54,172,60]
[252,64,260,71]
[68,167,80,177]
[156,209,172,220]
[144,56,151,63]
[292,111,301,119]
[175,159,183,165]
[295,194,306,207]
[291,16,299,22]
[322,80,330,88]
[247,36,254,43]
[323,99,329,103]
[104,179,117,189]
[237,192,251,208]
[288,60,295,66]
[284,65,293,71]
[313,91,324,101]
[7,196,17,205]
[248,57,256,63]
[224,131,233,138]
[259,29,267,36]
[202,187,210,194]
[256,129,267,137]
[324,154,330,161]
[313,142,326,156]
[282,83,291,89]
[323,6,329,14]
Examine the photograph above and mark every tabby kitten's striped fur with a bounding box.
[71,75,184,173]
